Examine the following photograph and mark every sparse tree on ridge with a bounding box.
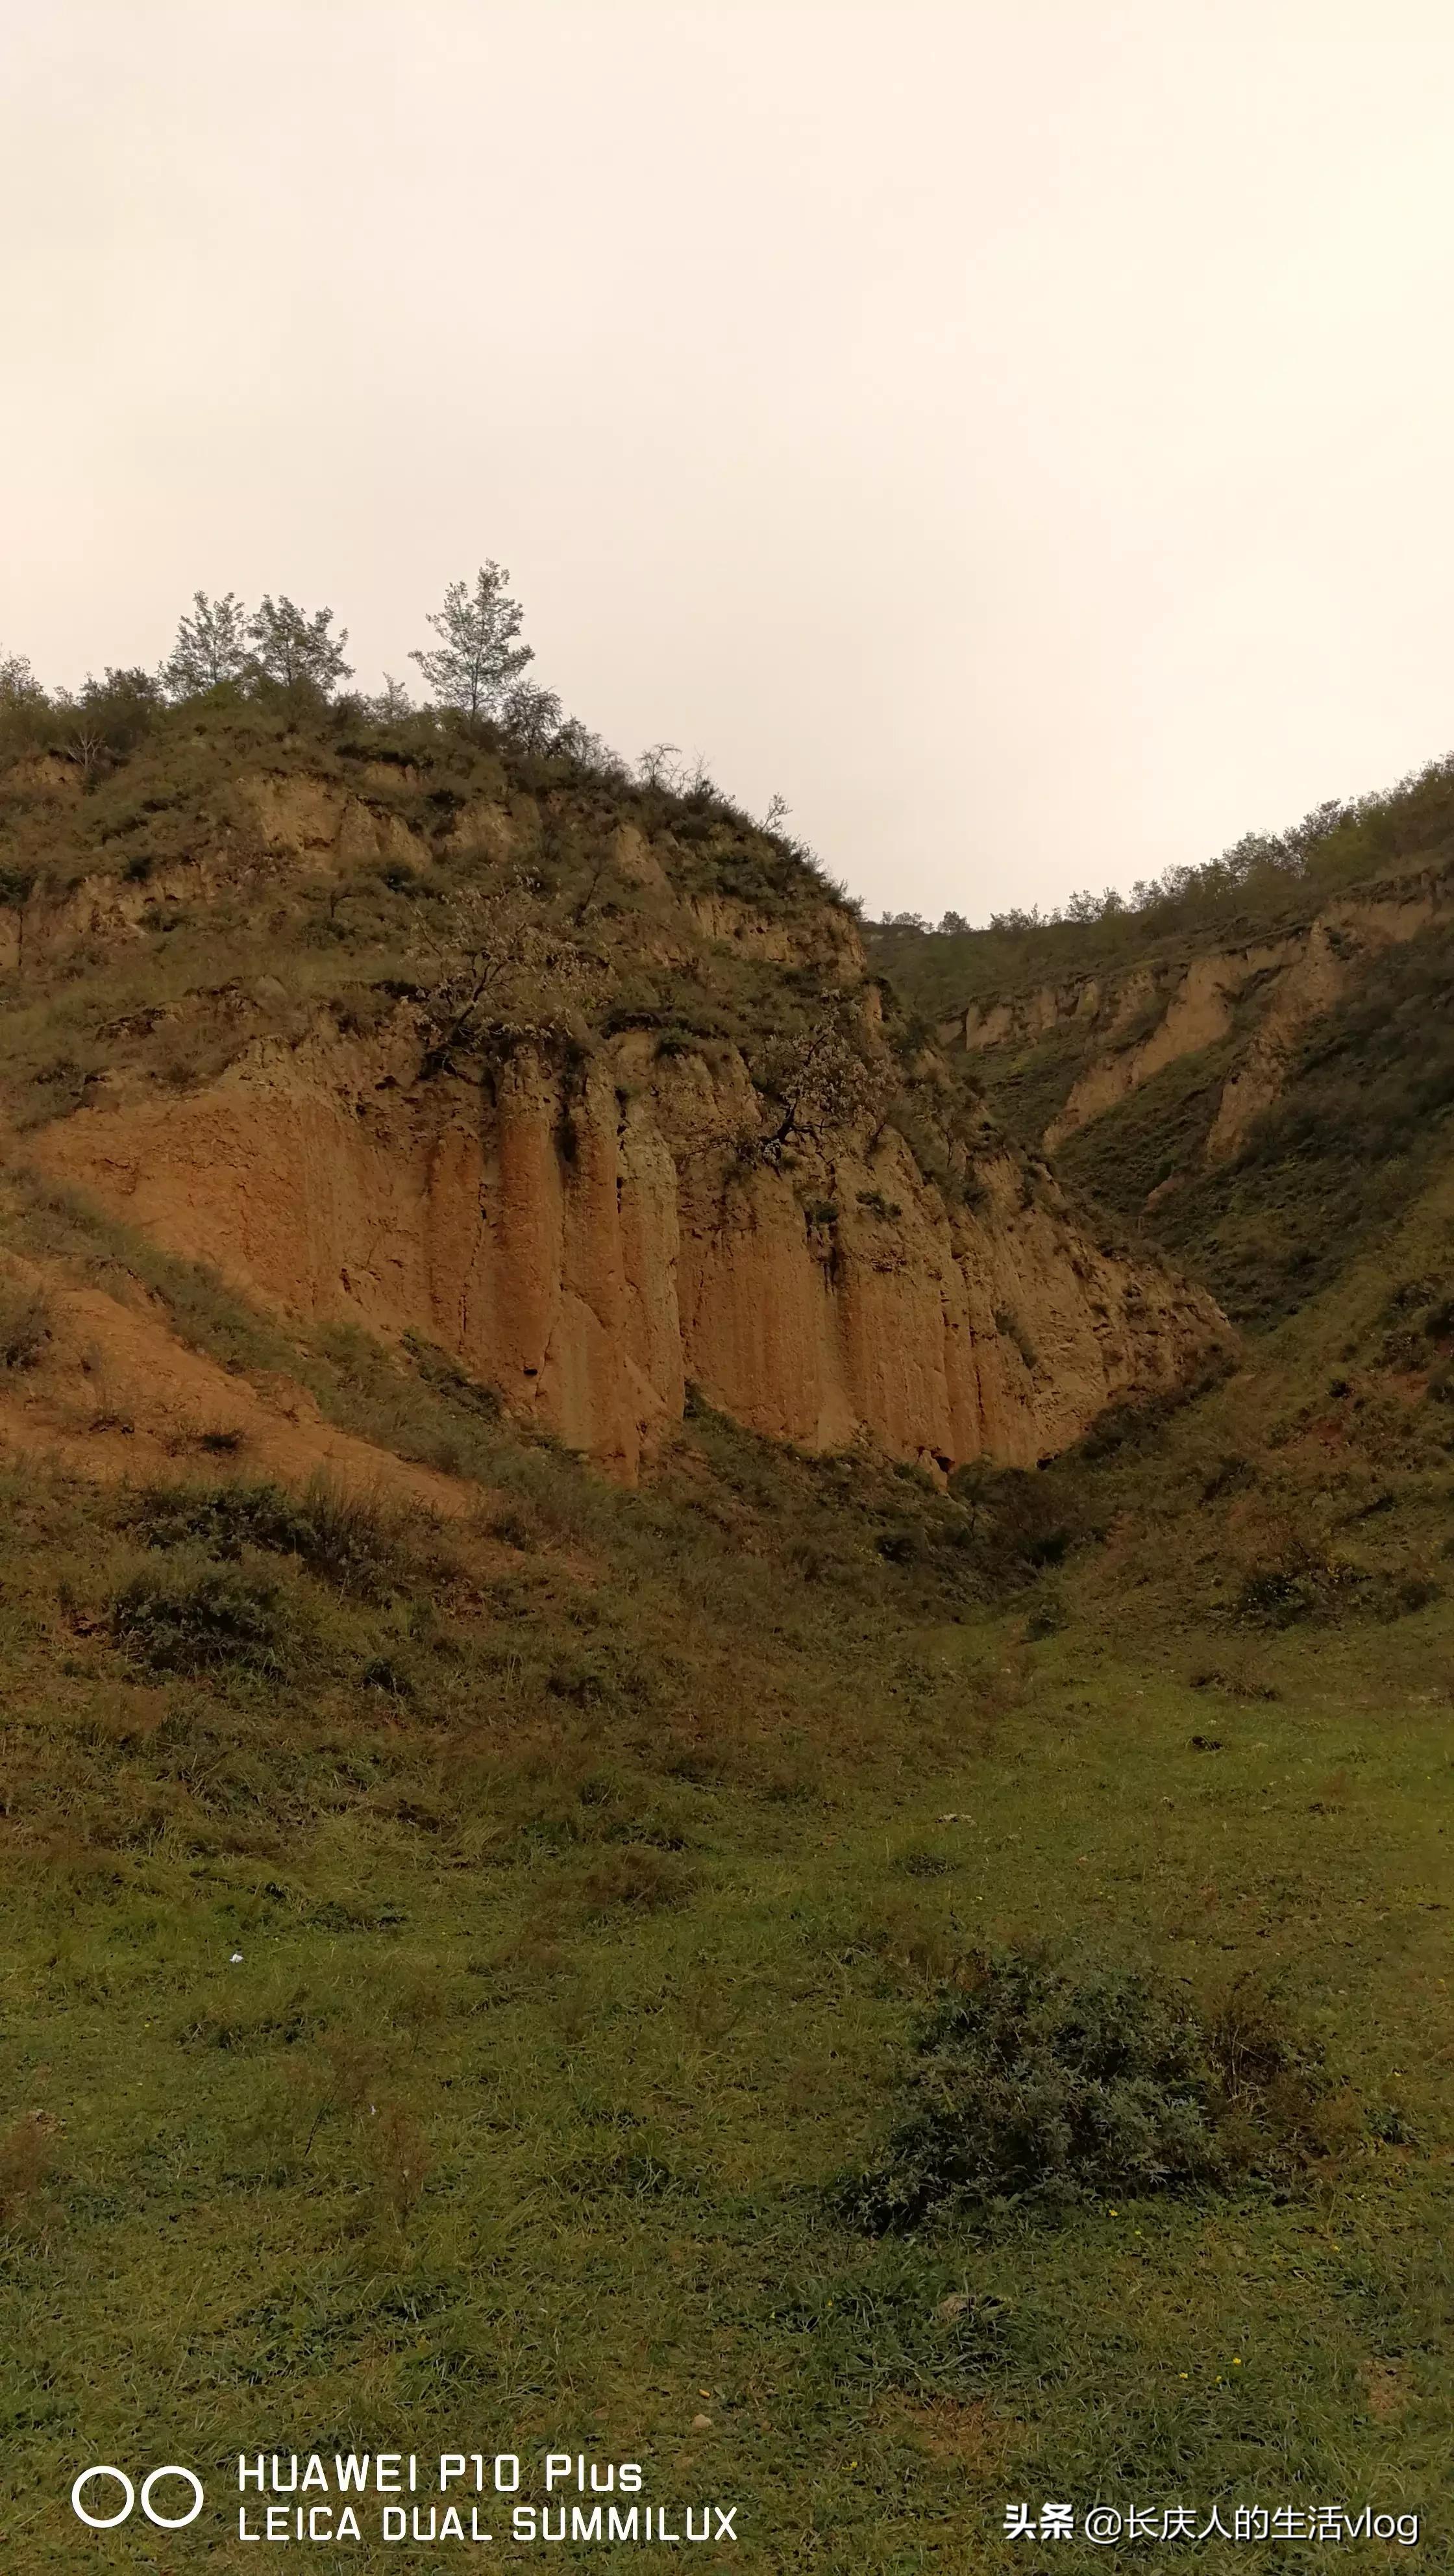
[410,565,533,719]
[637,742,684,791]
[499,678,565,752]
[0,650,47,753]
[0,650,42,708]
[247,595,353,696]
[367,675,414,723]
[71,667,162,760]
[160,591,251,697]
[552,717,624,778]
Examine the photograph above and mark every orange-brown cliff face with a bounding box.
[1,729,1231,1480]
[31,1015,1228,1480]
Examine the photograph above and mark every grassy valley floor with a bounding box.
[1,1435,1449,2571]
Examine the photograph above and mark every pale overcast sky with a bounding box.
[3,1,1453,921]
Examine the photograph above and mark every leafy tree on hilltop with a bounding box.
[0,650,42,708]
[160,591,251,697]
[367,675,414,723]
[498,678,565,752]
[410,564,534,719]
[0,649,49,757]
[68,667,163,763]
[247,596,353,697]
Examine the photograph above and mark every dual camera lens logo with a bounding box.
[71,2465,205,2530]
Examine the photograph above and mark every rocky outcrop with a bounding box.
[28,1020,1229,1480]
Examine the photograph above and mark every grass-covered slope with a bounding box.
[0,689,859,1134]
[1063,921,1454,1328]
[1,1192,1451,2568]
[868,751,1454,1016]
[1,697,1450,2568]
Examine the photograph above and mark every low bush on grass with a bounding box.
[578,1845,694,1915]
[123,1475,436,1602]
[944,1461,1082,1586]
[842,1951,1340,2230]
[110,1552,293,1678]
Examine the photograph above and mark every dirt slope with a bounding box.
[0,1244,478,1514]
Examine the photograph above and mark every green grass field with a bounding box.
[2,1388,1449,2570]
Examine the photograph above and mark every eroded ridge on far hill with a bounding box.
[870,757,1454,1334]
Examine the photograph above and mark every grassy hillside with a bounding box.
[0,687,1021,1262]
[0,692,846,1117]
[867,752,1454,1015]
[1059,918,1454,1328]
[1,695,1450,2568]
[1,1179,1450,2568]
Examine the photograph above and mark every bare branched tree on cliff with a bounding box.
[410,565,534,719]
[410,878,603,1073]
[754,998,895,1158]
[498,678,564,751]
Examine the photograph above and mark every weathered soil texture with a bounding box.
[31,1019,1229,1480]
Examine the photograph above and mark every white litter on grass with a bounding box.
[230,1951,244,1964]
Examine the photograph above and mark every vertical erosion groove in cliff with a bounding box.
[29,1022,1230,1481]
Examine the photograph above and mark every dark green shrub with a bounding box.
[841,1951,1334,2230]
[945,1461,1079,1587]
[123,1476,429,1602]
[111,1555,291,1677]
[1024,1584,1068,1639]
[1233,1534,1360,1629]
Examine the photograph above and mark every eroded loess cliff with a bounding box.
[887,835,1454,1335]
[30,1017,1226,1480]
[0,715,1229,1479]
[950,861,1454,1168]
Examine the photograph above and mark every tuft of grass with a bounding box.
[0,2111,59,2229]
[0,1276,51,1368]
[578,1845,695,1916]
